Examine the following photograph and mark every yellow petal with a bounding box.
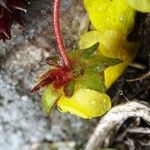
[57,89,111,119]
[126,0,150,12]
[84,0,136,35]
[79,30,139,89]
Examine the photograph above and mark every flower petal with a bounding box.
[84,0,136,35]
[57,89,111,119]
[126,0,150,12]
[79,30,139,89]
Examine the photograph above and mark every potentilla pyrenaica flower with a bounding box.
[0,0,27,41]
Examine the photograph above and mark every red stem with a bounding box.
[53,0,70,67]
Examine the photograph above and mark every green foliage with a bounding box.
[42,85,60,114]
[64,81,75,98]
[41,43,121,116]
[85,54,122,73]
[80,42,99,59]
[68,42,122,94]
[69,42,99,59]
[75,73,105,93]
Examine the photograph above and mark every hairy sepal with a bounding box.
[42,85,61,114]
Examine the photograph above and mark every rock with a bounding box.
[0,0,95,150]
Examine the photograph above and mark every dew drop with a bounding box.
[41,9,46,14]
[90,100,96,107]
[98,1,109,12]
[105,18,110,23]
[120,14,126,22]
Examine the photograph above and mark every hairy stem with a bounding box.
[53,0,70,67]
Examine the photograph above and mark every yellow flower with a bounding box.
[79,30,139,89]
[42,80,111,119]
[57,88,111,119]
[40,42,119,119]
[41,0,142,119]
[126,0,150,12]
[84,0,136,35]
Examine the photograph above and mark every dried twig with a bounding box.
[127,127,150,134]
[85,101,150,150]
[129,63,146,70]
[126,71,150,82]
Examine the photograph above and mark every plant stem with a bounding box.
[53,0,70,67]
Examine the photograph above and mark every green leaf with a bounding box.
[86,63,109,73]
[69,42,99,59]
[75,73,106,93]
[63,81,75,98]
[80,42,99,59]
[42,85,60,114]
[85,54,123,73]
[89,53,123,65]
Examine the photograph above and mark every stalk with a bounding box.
[53,0,70,67]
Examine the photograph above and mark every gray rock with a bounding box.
[0,0,94,150]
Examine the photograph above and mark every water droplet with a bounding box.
[103,103,107,110]
[41,9,46,14]
[105,18,110,23]
[90,100,96,106]
[98,2,109,11]
[120,14,125,22]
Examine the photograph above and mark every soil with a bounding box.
[0,0,149,150]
